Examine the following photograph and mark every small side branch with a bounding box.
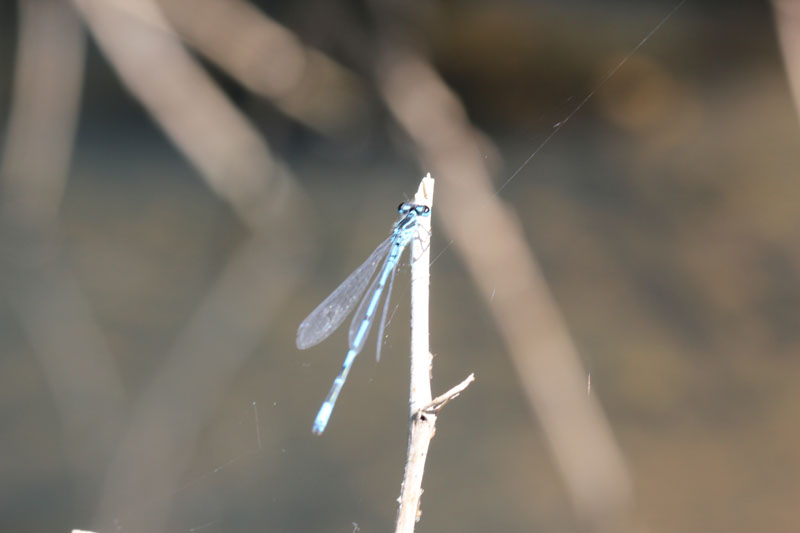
[421,373,475,416]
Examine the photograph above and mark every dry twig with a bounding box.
[395,175,475,533]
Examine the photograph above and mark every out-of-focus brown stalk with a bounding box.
[378,47,635,532]
[92,230,309,533]
[69,2,314,532]
[0,0,126,470]
[158,0,368,138]
[773,0,800,125]
[73,0,296,231]
[3,0,82,227]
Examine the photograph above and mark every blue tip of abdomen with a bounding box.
[313,402,334,435]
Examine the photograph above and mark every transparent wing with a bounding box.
[346,255,389,356]
[374,259,399,362]
[296,236,393,350]
[348,236,409,357]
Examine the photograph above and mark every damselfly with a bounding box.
[297,202,431,434]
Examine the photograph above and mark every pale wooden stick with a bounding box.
[395,174,475,533]
[409,174,435,415]
[395,173,435,533]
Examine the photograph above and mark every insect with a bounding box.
[297,202,431,434]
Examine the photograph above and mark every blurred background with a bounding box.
[2,0,800,532]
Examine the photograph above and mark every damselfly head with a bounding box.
[398,203,431,216]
